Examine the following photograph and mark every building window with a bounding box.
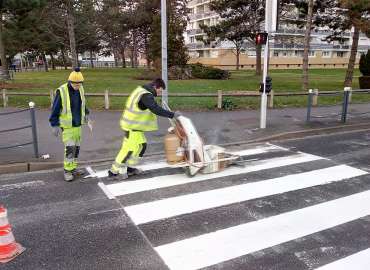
[337,51,344,58]
[273,51,279,57]
[190,37,195,43]
[248,50,256,57]
[295,50,303,57]
[322,51,330,57]
[308,51,315,57]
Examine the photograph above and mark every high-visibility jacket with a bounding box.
[58,83,86,128]
[120,86,158,131]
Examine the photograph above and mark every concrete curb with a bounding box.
[1,122,370,175]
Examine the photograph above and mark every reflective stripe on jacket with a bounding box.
[120,86,158,131]
[58,83,86,128]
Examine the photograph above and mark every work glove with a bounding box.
[173,111,182,119]
[52,126,62,137]
[85,115,93,132]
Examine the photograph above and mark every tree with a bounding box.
[0,0,46,79]
[313,0,370,87]
[340,0,370,87]
[138,0,189,69]
[75,0,101,68]
[199,0,264,74]
[96,0,131,68]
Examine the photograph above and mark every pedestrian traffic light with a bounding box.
[259,76,272,93]
[256,32,268,45]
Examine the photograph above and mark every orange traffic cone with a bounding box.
[0,206,25,263]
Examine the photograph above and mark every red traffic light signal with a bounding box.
[256,32,268,45]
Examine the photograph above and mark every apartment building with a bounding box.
[185,0,370,69]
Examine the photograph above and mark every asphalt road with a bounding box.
[1,129,370,270]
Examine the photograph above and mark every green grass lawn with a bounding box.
[3,67,369,110]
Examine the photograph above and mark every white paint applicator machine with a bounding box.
[164,111,242,177]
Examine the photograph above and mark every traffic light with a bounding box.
[255,32,268,46]
[259,76,272,93]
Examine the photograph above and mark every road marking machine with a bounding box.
[164,112,243,177]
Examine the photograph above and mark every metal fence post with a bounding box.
[268,90,274,108]
[344,86,352,103]
[341,87,350,123]
[306,89,313,123]
[29,101,39,158]
[2,89,7,107]
[217,90,223,109]
[312,89,319,106]
[104,89,110,110]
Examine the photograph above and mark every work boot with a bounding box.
[127,167,143,176]
[64,170,74,182]
[108,170,128,181]
[72,168,86,178]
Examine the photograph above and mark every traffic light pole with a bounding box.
[260,35,269,129]
[161,0,168,106]
[260,0,277,129]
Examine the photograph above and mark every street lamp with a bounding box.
[161,0,168,106]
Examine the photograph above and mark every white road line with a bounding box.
[315,248,370,270]
[91,144,285,179]
[125,165,367,224]
[0,181,45,191]
[155,190,370,270]
[105,152,323,197]
[97,182,115,199]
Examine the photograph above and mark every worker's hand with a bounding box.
[84,115,91,123]
[51,126,61,137]
[85,115,93,132]
[173,111,182,119]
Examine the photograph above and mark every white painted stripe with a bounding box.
[155,190,370,270]
[0,181,45,191]
[92,144,285,179]
[315,248,370,270]
[125,165,367,224]
[105,152,323,196]
[85,166,96,177]
[98,182,115,199]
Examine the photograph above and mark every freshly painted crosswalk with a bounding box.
[155,190,370,270]
[315,248,370,270]
[125,165,367,225]
[97,143,370,270]
[101,152,323,197]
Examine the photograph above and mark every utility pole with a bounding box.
[161,0,168,106]
[260,0,278,129]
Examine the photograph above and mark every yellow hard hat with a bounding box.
[68,67,84,83]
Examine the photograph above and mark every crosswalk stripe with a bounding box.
[104,152,323,197]
[315,248,370,270]
[155,190,370,270]
[90,144,286,179]
[125,165,367,225]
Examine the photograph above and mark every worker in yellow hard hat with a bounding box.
[49,67,92,181]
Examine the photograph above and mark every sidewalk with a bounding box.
[1,103,370,168]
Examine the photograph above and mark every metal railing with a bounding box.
[306,88,370,124]
[0,102,39,158]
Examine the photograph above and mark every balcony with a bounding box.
[276,28,351,37]
[188,0,210,7]
[188,11,216,21]
[271,43,352,50]
[186,29,204,35]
